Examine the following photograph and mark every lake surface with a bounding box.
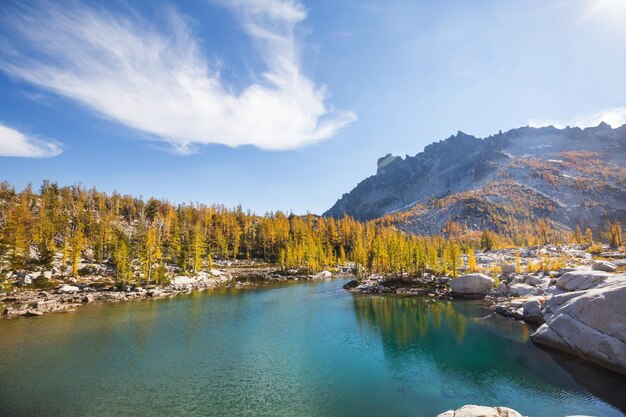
[1,278,625,417]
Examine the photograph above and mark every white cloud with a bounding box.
[580,0,626,24]
[0,122,62,158]
[0,1,356,153]
[528,107,626,129]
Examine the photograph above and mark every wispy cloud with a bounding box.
[528,106,626,129]
[0,1,356,153]
[0,122,62,157]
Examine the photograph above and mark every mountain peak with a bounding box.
[376,153,401,174]
[324,123,626,231]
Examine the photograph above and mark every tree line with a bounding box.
[0,181,622,285]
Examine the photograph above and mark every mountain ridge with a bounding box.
[325,123,626,234]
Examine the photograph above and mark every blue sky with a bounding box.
[1,0,626,214]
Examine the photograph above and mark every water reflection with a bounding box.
[353,296,468,346]
[351,293,626,414]
[1,281,625,417]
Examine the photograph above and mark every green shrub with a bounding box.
[32,277,57,289]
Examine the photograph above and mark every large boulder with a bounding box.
[526,275,550,288]
[437,405,522,417]
[531,273,626,375]
[556,270,612,291]
[522,298,544,323]
[508,283,535,297]
[592,260,617,272]
[500,264,517,274]
[449,274,494,295]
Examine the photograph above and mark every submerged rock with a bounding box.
[437,404,523,417]
[449,274,494,296]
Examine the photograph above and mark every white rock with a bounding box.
[449,274,494,295]
[147,288,164,297]
[509,299,525,309]
[500,264,516,274]
[526,275,550,288]
[18,274,33,286]
[315,270,332,279]
[509,283,535,297]
[437,404,523,417]
[556,270,612,291]
[532,274,626,375]
[592,261,617,272]
[43,271,53,279]
[57,284,79,293]
[171,275,195,285]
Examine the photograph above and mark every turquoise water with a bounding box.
[0,278,624,417]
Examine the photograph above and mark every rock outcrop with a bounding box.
[555,270,612,291]
[531,273,626,375]
[449,273,494,296]
[437,405,523,417]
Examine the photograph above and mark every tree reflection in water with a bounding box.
[351,293,626,415]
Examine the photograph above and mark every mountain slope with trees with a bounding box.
[325,123,626,235]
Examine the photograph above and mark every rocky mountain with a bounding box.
[325,123,626,234]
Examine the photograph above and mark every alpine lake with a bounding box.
[1,278,625,417]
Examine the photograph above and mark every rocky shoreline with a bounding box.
[345,244,626,376]
[1,266,339,319]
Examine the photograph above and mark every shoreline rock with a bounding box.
[438,405,523,417]
[343,275,451,299]
[531,272,626,375]
[1,266,347,320]
[341,244,626,376]
[449,273,494,296]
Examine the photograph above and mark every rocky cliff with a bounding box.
[325,123,626,233]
